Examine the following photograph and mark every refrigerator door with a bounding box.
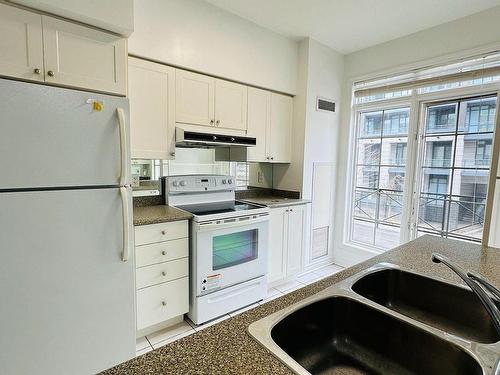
[0,78,130,189]
[0,188,135,375]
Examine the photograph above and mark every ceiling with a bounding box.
[202,0,500,54]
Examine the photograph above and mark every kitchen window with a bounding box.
[348,53,500,251]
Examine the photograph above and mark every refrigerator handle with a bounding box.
[120,186,131,262]
[116,108,130,186]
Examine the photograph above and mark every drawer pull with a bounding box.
[161,301,167,306]
[161,251,167,256]
[161,230,166,235]
[161,271,167,276]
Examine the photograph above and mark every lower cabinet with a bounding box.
[267,204,306,284]
[134,220,189,334]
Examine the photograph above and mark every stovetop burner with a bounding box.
[176,200,264,217]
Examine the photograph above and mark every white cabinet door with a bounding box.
[0,4,44,82]
[247,87,270,162]
[175,69,215,127]
[214,79,247,131]
[42,16,126,95]
[128,57,175,160]
[286,205,305,277]
[268,207,288,283]
[269,93,292,163]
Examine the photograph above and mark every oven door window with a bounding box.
[212,229,258,270]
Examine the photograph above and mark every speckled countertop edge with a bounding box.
[133,205,192,226]
[100,235,500,375]
[239,196,311,208]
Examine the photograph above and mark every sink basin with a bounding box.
[271,296,482,375]
[352,268,500,343]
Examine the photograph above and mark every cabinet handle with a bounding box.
[290,208,293,212]
[161,301,167,306]
[161,251,167,256]
[170,151,175,157]
[216,120,220,126]
[210,119,214,125]
[161,271,166,276]
[161,230,166,235]
[270,157,274,160]
[33,68,41,74]
[47,70,55,77]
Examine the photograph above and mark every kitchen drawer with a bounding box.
[134,220,188,246]
[136,238,188,268]
[136,277,189,330]
[136,258,188,289]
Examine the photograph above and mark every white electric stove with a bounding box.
[165,175,269,324]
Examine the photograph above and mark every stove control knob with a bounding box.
[222,179,227,184]
[228,179,233,184]
[179,180,186,187]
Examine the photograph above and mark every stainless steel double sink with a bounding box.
[248,263,500,375]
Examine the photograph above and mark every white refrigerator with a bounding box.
[0,79,135,374]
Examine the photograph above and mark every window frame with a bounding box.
[346,81,500,252]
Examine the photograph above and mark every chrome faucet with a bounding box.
[431,253,500,336]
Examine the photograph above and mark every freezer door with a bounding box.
[0,78,130,189]
[0,188,135,375]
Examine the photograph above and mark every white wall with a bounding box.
[8,0,134,35]
[301,39,343,199]
[129,0,298,95]
[334,6,500,266]
[345,6,500,79]
[273,39,309,191]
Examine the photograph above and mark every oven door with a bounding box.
[193,214,269,296]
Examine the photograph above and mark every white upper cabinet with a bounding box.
[214,79,247,131]
[269,93,293,163]
[175,70,215,127]
[9,0,134,36]
[42,16,126,95]
[0,4,44,82]
[128,57,175,160]
[247,88,270,162]
[0,4,127,95]
[247,90,292,163]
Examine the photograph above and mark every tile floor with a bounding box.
[135,262,344,356]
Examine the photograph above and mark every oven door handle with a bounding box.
[196,214,269,232]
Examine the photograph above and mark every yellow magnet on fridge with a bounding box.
[93,100,103,111]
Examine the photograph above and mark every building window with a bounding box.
[429,141,453,167]
[466,99,496,133]
[352,107,410,250]
[475,140,492,166]
[393,143,407,165]
[427,104,457,133]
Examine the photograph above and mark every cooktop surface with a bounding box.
[176,200,264,216]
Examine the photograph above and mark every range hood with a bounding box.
[175,127,256,148]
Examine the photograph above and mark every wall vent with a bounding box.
[316,97,336,113]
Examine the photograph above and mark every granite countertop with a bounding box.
[239,196,311,208]
[133,205,192,226]
[101,235,500,374]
